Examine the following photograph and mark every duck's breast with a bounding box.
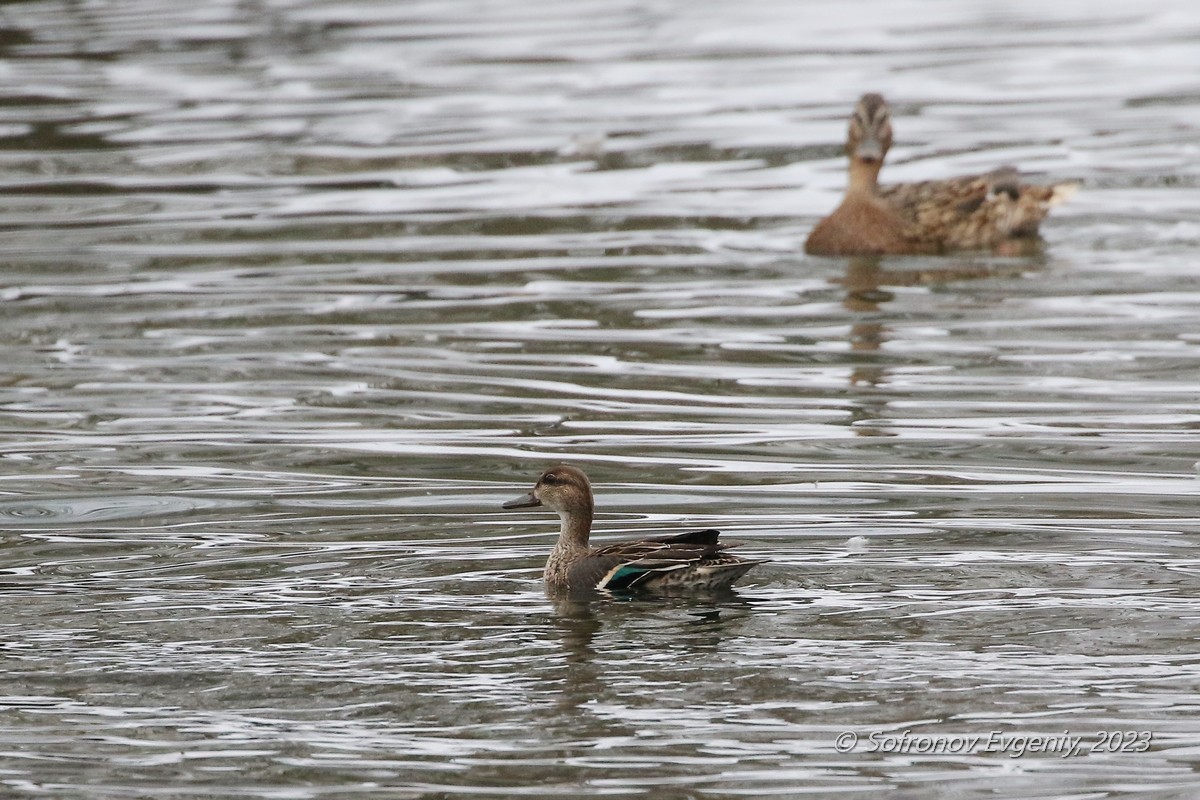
[806,193,934,256]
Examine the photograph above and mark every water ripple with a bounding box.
[1,0,1200,797]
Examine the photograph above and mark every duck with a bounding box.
[503,464,764,595]
[804,93,1077,256]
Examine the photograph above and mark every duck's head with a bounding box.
[503,464,594,516]
[846,93,893,166]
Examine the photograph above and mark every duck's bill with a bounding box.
[853,136,885,162]
[502,492,541,509]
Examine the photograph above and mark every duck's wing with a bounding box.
[880,173,995,228]
[575,530,748,592]
[644,528,721,546]
[880,168,1076,249]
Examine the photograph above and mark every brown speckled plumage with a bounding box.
[503,464,764,596]
[805,94,1076,257]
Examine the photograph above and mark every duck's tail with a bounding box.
[1047,181,1079,207]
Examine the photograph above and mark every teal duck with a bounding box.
[805,93,1076,256]
[503,464,764,595]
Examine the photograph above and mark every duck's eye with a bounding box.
[541,473,559,486]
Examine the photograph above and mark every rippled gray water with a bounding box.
[3,0,1200,797]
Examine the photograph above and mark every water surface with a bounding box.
[2,0,1200,797]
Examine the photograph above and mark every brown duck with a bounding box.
[805,93,1076,256]
[503,464,764,595]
